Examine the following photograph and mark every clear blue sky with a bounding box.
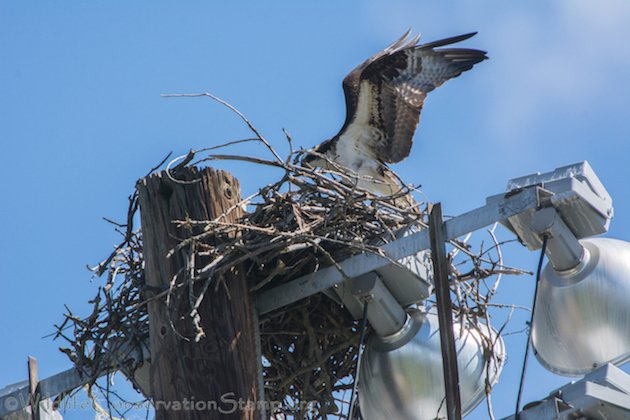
[2,1,630,419]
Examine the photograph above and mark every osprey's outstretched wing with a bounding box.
[339,32,487,163]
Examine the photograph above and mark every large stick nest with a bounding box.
[54,93,528,419]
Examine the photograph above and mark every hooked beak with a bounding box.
[301,150,323,168]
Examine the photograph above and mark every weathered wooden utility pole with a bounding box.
[138,167,261,420]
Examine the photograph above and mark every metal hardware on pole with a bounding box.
[27,356,41,420]
[429,203,462,420]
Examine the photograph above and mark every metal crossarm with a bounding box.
[1,366,92,417]
[255,185,544,315]
[0,342,143,418]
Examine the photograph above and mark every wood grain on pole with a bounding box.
[429,203,462,420]
[138,167,261,420]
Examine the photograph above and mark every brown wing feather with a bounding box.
[340,31,487,164]
[340,29,419,131]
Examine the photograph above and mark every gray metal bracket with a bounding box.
[491,161,613,251]
[503,364,630,419]
[0,341,147,418]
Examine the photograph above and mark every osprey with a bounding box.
[303,30,487,206]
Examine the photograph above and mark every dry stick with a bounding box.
[144,151,173,177]
[282,128,294,164]
[486,224,505,297]
[196,137,262,153]
[161,92,285,164]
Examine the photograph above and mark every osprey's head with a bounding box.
[301,151,326,169]
[301,138,335,169]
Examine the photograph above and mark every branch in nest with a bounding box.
[57,92,527,420]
